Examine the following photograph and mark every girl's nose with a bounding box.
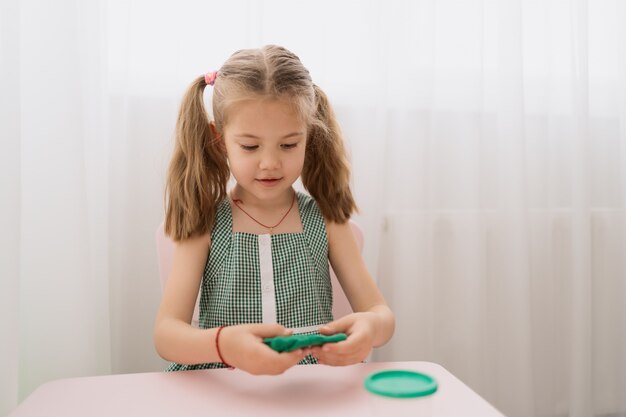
[259,151,280,170]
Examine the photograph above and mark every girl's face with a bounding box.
[223,98,307,204]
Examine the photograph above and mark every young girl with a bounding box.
[154,45,395,375]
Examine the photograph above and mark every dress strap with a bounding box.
[204,198,232,277]
[297,192,329,275]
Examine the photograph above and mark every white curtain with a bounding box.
[1,1,625,416]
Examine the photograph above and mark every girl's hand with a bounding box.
[218,324,311,375]
[309,312,377,366]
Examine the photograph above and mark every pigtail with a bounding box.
[164,76,229,241]
[302,84,357,223]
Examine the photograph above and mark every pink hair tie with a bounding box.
[204,71,218,86]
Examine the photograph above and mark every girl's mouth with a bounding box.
[257,178,282,187]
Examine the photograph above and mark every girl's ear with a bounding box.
[209,121,220,138]
[209,121,226,155]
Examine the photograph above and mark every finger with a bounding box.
[251,344,307,372]
[319,343,355,359]
[316,348,369,366]
[318,333,370,365]
[319,316,352,335]
[321,331,363,354]
[308,335,355,357]
[315,352,357,366]
[248,323,292,338]
[274,348,310,369]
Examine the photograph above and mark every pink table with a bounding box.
[9,361,504,416]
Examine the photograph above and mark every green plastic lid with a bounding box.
[364,370,438,398]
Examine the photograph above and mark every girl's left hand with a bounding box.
[309,312,377,366]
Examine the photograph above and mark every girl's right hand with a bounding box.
[217,324,311,375]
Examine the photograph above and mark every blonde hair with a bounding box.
[165,45,356,241]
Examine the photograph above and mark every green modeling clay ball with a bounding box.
[263,333,347,352]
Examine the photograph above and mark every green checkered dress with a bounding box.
[167,191,333,371]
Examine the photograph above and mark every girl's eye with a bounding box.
[281,143,297,150]
[241,145,258,151]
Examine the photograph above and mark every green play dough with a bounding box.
[263,333,347,352]
[364,370,438,398]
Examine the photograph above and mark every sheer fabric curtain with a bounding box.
[1,1,113,415]
[2,1,625,417]
[0,1,21,413]
[372,2,626,417]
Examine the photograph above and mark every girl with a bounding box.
[154,45,395,375]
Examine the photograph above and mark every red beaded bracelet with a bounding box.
[215,325,234,369]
